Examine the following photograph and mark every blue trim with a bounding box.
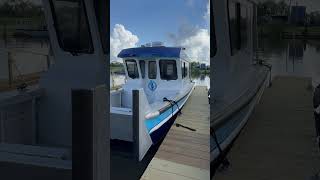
[149,112,178,144]
[145,94,188,134]
[118,47,182,58]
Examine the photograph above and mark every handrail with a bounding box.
[0,48,49,57]
[0,88,45,108]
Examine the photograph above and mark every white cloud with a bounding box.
[169,0,210,64]
[204,0,210,25]
[170,27,210,64]
[110,24,139,62]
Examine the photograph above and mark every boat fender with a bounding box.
[145,111,160,119]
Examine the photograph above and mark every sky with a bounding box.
[110,0,210,63]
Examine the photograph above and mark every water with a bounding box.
[111,74,210,89]
[110,74,126,88]
[192,74,210,88]
[0,37,49,82]
[260,39,320,88]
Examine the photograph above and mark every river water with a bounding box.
[0,37,49,81]
[111,73,210,89]
[260,38,320,88]
[111,39,320,89]
[1,37,318,88]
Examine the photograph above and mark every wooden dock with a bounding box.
[214,76,320,180]
[141,86,210,180]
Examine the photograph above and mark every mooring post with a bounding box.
[132,89,140,161]
[72,85,109,180]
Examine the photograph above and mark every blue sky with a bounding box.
[110,0,210,63]
[110,0,208,46]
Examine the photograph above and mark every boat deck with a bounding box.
[141,86,210,180]
[214,76,320,180]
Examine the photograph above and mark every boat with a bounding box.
[210,0,271,174]
[0,0,109,179]
[110,43,195,161]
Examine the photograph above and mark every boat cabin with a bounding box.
[110,45,195,161]
[113,46,192,109]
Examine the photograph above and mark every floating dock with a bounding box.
[215,76,320,179]
[141,86,210,180]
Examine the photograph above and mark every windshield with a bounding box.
[160,60,177,80]
[126,60,139,79]
[211,2,217,57]
[148,61,157,79]
[50,0,93,54]
[139,60,146,79]
[94,0,108,54]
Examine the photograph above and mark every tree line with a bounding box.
[0,0,43,18]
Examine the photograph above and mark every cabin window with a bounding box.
[228,1,241,55]
[126,60,139,79]
[148,61,157,79]
[211,2,217,57]
[50,0,93,54]
[181,62,189,79]
[94,0,108,54]
[181,62,185,78]
[240,5,248,49]
[160,60,177,80]
[139,60,146,79]
[185,62,189,79]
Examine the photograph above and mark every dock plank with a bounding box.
[214,76,320,180]
[141,86,210,179]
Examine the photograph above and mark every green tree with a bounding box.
[0,0,43,18]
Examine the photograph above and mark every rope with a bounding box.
[163,97,180,116]
[211,127,230,171]
[163,97,196,132]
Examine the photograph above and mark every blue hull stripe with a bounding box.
[145,94,189,133]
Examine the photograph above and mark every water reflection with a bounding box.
[0,36,50,92]
[192,74,210,88]
[111,74,210,89]
[260,38,320,87]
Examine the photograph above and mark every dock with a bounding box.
[141,86,210,180]
[214,76,320,179]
